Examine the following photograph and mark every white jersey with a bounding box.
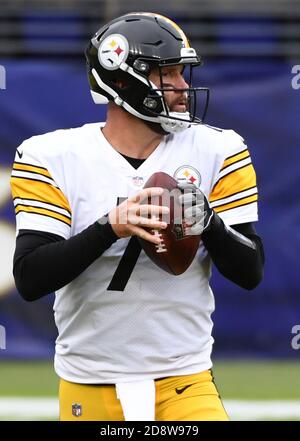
[11,122,258,383]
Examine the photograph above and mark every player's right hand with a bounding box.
[108,187,169,244]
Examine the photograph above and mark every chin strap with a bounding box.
[159,111,193,133]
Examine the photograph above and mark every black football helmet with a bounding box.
[85,12,209,134]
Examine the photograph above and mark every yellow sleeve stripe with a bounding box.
[221,149,250,170]
[13,162,52,178]
[11,176,71,214]
[210,164,257,202]
[210,185,257,207]
[213,194,258,214]
[15,205,71,226]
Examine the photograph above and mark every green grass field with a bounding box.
[213,360,300,400]
[0,360,299,420]
[1,359,299,399]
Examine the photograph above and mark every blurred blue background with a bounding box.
[0,0,300,360]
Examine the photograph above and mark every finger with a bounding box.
[189,223,204,235]
[129,214,168,229]
[130,225,163,245]
[185,225,203,236]
[178,192,197,205]
[177,182,196,192]
[137,204,169,216]
[129,187,165,204]
[184,205,204,219]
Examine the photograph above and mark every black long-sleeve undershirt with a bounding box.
[13,216,264,301]
[13,221,119,301]
[201,214,264,290]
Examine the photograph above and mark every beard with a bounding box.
[168,93,188,113]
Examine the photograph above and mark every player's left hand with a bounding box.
[177,181,214,235]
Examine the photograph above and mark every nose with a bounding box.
[174,73,188,90]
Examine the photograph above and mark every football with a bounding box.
[138,171,201,275]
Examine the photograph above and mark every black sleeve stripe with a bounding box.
[212,192,258,209]
[15,209,71,227]
[220,153,250,173]
[14,204,71,220]
[13,196,72,215]
[12,168,56,181]
[223,147,248,162]
[212,163,253,191]
[215,199,258,214]
[13,161,48,171]
[11,175,58,188]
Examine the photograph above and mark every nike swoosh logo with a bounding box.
[16,149,23,159]
[175,384,194,395]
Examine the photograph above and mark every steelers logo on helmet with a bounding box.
[174,165,201,187]
[98,34,129,71]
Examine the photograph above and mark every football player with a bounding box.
[11,12,264,421]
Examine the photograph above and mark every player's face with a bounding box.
[149,65,189,113]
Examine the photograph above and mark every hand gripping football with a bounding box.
[138,172,201,275]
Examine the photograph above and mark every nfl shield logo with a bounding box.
[132,176,144,187]
[72,403,82,417]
